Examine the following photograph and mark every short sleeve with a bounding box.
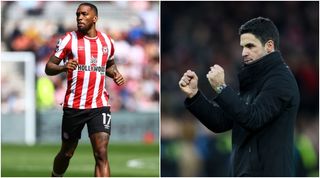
[107,35,115,60]
[54,33,72,60]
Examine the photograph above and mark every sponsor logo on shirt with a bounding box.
[90,56,97,65]
[77,64,106,75]
[55,39,62,52]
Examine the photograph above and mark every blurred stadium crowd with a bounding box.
[161,1,319,177]
[1,1,159,113]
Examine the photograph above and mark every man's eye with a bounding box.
[76,12,87,16]
[246,44,254,48]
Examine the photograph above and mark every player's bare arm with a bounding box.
[45,55,78,76]
[105,59,125,86]
[179,70,199,98]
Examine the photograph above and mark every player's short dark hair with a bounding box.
[239,17,280,50]
[79,2,98,16]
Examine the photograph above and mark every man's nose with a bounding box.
[242,48,249,57]
[77,15,83,21]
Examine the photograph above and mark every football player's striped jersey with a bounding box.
[54,30,115,109]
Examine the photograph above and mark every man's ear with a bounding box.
[265,40,275,53]
[93,16,98,23]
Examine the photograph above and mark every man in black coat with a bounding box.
[178,17,300,176]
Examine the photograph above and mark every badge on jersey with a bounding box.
[102,46,108,54]
[55,39,62,52]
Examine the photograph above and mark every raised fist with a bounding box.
[179,70,199,98]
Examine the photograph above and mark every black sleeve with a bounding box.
[185,90,233,133]
[214,77,294,131]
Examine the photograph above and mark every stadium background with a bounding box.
[161,1,319,177]
[1,1,159,177]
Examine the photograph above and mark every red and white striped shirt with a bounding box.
[54,30,115,109]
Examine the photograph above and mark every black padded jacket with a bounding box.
[185,51,300,176]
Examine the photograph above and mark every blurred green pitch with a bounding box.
[2,143,159,177]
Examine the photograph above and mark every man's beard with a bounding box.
[78,27,87,34]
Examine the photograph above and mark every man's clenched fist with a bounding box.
[65,58,78,71]
[206,64,226,92]
[179,70,199,98]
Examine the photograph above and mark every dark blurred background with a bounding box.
[161,1,319,177]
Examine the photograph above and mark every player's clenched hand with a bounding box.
[207,64,225,89]
[113,71,125,86]
[64,58,78,71]
[179,70,199,98]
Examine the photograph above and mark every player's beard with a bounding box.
[78,24,94,35]
[77,23,93,35]
[77,25,87,34]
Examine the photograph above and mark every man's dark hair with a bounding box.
[79,2,98,16]
[239,17,280,50]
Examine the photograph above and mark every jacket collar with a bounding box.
[238,51,284,90]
